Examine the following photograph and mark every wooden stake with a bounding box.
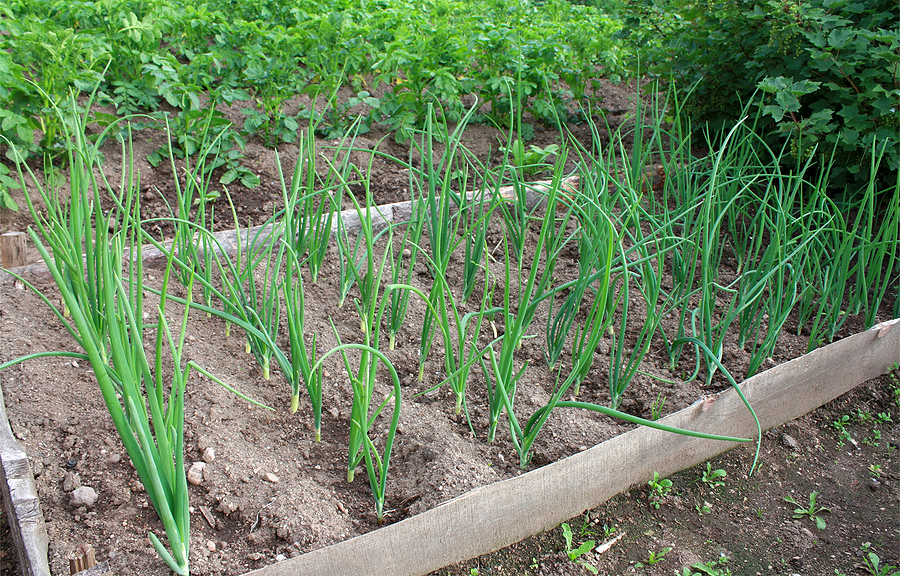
[69,544,113,575]
[1,231,26,269]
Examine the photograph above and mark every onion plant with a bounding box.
[734,170,815,376]
[391,266,502,420]
[160,107,227,311]
[848,149,899,329]
[411,104,480,380]
[480,167,571,443]
[278,155,324,439]
[4,99,194,574]
[283,129,341,284]
[320,338,401,523]
[13,96,115,363]
[545,161,618,393]
[283,257,323,439]
[335,210,369,309]
[326,144,400,496]
[386,178,427,350]
[460,173,491,303]
[516,335,761,471]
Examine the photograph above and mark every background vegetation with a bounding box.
[1,0,896,198]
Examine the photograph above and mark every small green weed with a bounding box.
[596,522,616,540]
[700,462,726,489]
[695,501,712,516]
[561,522,598,574]
[784,491,830,530]
[636,546,672,568]
[862,430,882,448]
[862,550,900,576]
[650,393,666,420]
[681,555,732,575]
[831,415,852,446]
[889,366,900,408]
[868,464,882,478]
[647,471,673,509]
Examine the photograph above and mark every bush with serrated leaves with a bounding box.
[612,0,898,194]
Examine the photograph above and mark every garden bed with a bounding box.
[1,83,898,576]
[1,169,898,574]
[1,290,897,575]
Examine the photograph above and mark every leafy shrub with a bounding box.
[612,0,899,194]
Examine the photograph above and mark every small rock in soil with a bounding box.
[206,540,216,552]
[70,486,98,508]
[263,472,279,483]
[782,433,799,450]
[62,472,81,492]
[187,462,206,486]
[107,453,121,464]
[202,447,216,462]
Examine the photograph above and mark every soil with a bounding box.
[0,82,897,576]
[430,372,900,576]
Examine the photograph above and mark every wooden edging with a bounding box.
[239,318,900,576]
[0,374,51,576]
[0,321,897,576]
[0,176,579,285]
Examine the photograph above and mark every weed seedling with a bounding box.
[831,414,852,446]
[862,429,882,447]
[561,522,598,574]
[647,471,673,509]
[637,546,671,566]
[863,550,899,576]
[784,491,831,530]
[600,523,617,540]
[868,464,882,478]
[695,501,712,516]
[681,555,732,575]
[700,462,726,489]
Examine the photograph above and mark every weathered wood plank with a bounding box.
[241,318,899,576]
[0,375,51,576]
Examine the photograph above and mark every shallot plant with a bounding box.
[2,98,215,575]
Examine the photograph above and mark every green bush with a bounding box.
[612,0,899,194]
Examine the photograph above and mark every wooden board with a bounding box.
[0,176,579,285]
[240,318,900,576]
[1,232,27,269]
[0,374,51,576]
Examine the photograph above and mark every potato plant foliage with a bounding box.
[0,0,622,159]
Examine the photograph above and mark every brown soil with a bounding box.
[0,83,897,576]
[430,372,900,576]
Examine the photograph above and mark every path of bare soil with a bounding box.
[0,82,897,576]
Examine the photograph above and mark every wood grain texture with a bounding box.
[1,232,27,269]
[0,375,51,576]
[241,318,899,576]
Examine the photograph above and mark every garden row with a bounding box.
[3,0,898,208]
[0,0,621,197]
[2,87,898,574]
